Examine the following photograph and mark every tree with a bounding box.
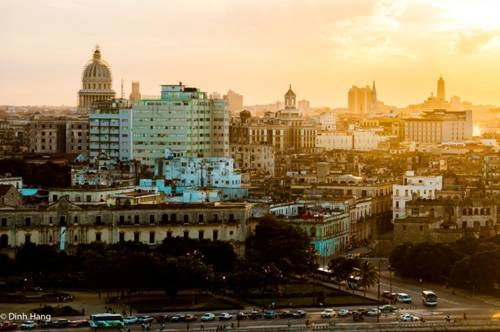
[246,216,316,275]
[359,261,378,296]
[328,257,360,283]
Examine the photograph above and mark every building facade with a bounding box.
[132,84,229,169]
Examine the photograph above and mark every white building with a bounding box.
[89,99,133,161]
[316,132,352,150]
[316,129,390,151]
[0,176,22,190]
[392,171,443,221]
[319,112,336,131]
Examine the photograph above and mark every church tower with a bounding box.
[437,76,445,101]
[284,84,296,109]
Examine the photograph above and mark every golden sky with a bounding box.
[2,0,500,107]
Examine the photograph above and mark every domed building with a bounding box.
[78,46,115,112]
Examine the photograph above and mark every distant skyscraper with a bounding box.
[129,81,141,104]
[78,46,115,113]
[348,85,374,114]
[224,90,243,113]
[371,81,377,113]
[437,76,445,101]
[298,99,310,112]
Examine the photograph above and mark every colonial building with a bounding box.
[230,143,275,176]
[0,198,253,254]
[78,47,115,113]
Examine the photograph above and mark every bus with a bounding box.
[89,314,124,329]
[422,290,438,306]
[315,267,334,282]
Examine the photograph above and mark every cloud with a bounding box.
[455,30,498,54]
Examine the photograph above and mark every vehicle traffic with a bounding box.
[422,290,438,306]
[397,293,413,304]
[89,314,124,329]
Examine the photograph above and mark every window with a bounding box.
[95,232,102,241]
[183,215,189,223]
[1,218,6,227]
[411,208,419,216]
[198,230,204,240]
[52,194,58,201]
[134,215,140,224]
[95,216,102,224]
[86,195,92,202]
[149,231,155,244]
[25,217,31,227]
[74,235,78,242]
[183,231,189,238]
[74,216,79,224]
[134,232,140,242]
[119,215,125,224]
[166,231,172,239]
[419,226,423,232]
[171,214,177,223]
[150,215,155,224]
[402,225,406,231]
[119,232,125,242]
[161,214,168,223]
[395,201,399,208]
[213,230,218,241]
[198,215,204,223]
[25,234,31,244]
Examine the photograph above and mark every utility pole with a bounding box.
[377,259,381,323]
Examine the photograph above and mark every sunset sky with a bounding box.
[2,0,500,107]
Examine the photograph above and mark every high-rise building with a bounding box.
[348,85,375,114]
[89,99,133,161]
[132,83,229,169]
[129,81,141,104]
[437,76,445,101]
[78,46,116,113]
[224,90,243,113]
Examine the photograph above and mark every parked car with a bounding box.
[337,309,350,317]
[184,314,197,322]
[218,313,232,321]
[124,316,139,325]
[277,310,293,318]
[397,293,413,304]
[249,310,262,320]
[20,321,37,330]
[154,315,170,323]
[399,313,420,321]
[236,312,248,320]
[293,310,306,318]
[352,312,364,322]
[68,320,89,328]
[137,316,154,324]
[366,308,380,317]
[356,308,368,315]
[51,319,70,328]
[380,304,398,313]
[263,310,277,319]
[170,314,185,323]
[0,322,17,331]
[382,291,398,302]
[201,313,215,322]
[320,308,335,318]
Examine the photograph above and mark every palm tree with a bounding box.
[359,261,378,297]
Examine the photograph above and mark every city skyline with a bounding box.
[3,0,500,107]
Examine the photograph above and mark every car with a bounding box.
[320,308,336,318]
[397,293,412,304]
[154,315,170,323]
[366,308,380,317]
[249,310,262,320]
[137,316,154,324]
[356,308,368,315]
[200,313,215,322]
[0,322,18,331]
[184,314,197,322]
[20,321,37,330]
[399,313,420,321]
[337,309,350,317]
[263,310,277,319]
[124,316,139,325]
[218,313,232,321]
[293,310,306,318]
[352,312,364,322]
[52,319,70,328]
[68,320,89,328]
[380,304,398,313]
[277,310,293,318]
[236,312,248,320]
[170,314,185,323]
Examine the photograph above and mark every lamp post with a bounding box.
[377,259,381,323]
[388,265,393,294]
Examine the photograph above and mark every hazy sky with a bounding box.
[2,0,500,107]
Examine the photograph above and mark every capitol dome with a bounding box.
[78,46,115,113]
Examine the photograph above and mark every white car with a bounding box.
[397,293,412,304]
[201,313,215,321]
[337,309,350,317]
[218,313,233,321]
[366,308,380,317]
[399,313,420,322]
[320,309,335,318]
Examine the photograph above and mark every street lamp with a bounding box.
[388,265,393,294]
[377,259,381,323]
